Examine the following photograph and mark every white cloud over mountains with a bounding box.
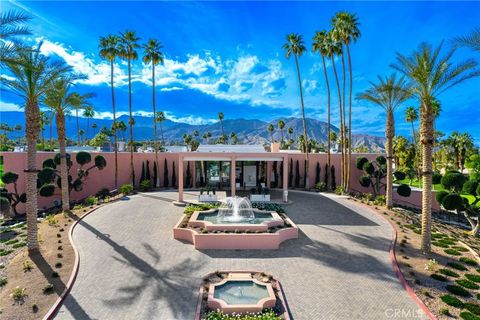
[38,38,288,109]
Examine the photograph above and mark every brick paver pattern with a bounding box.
[55,191,427,320]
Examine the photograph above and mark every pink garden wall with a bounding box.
[1,151,436,213]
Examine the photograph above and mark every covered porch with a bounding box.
[177,152,289,203]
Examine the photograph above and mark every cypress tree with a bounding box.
[146,160,151,182]
[172,162,176,188]
[324,163,329,188]
[331,165,336,190]
[153,161,158,188]
[186,162,191,188]
[295,160,300,188]
[288,158,293,187]
[164,158,169,188]
[272,161,278,188]
[315,162,321,184]
[140,162,145,183]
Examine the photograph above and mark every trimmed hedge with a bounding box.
[444,248,462,256]
[448,262,468,271]
[441,294,464,308]
[465,274,480,283]
[456,279,480,290]
[446,285,471,297]
[460,257,478,266]
[439,269,460,278]
[431,274,448,282]
[460,311,480,320]
[465,303,480,316]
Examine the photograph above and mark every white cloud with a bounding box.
[164,111,217,125]
[0,101,23,112]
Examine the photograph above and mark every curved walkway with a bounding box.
[55,191,427,320]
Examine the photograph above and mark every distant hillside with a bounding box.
[0,111,385,152]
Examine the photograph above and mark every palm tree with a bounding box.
[143,39,164,187]
[71,92,94,146]
[155,111,166,144]
[44,74,90,212]
[453,28,480,52]
[92,123,98,136]
[278,119,285,144]
[287,127,294,140]
[99,34,120,189]
[392,42,480,252]
[230,132,238,145]
[202,132,209,144]
[119,30,140,186]
[405,106,418,145]
[0,10,31,63]
[326,30,345,187]
[83,105,95,141]
[358,74,412,209]
[312,30,332,173]
[116,120,127,142]
[283,33,309,188]
[332,12,361,191]
[218,112,225,143]
[267,124,275,143]
[2,44,71,252]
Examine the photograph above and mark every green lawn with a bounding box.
[398,178,477,205]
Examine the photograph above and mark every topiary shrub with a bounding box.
[95,188,110,199]
[39,152,107,198]
[443,193,465,211]
[397,184,411,197]
[436,190,449,205]
[432,172,443,185]
[442,172,466,192]
[39,184,56,197]
[441,294,464,308]
[0,171,26,216]
[356,157,368,170]
[359,175,371,187]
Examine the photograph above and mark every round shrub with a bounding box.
[94,155,107,169]
[39,184,55,197]
[376,156,386,165]
[463,180,479,196]
[76,151,92,165]
[356,157,368,170]
[397,184,411,197]
[441,172,466,191]
[38,167,55,184]
[1,172,18,184]
[359,175,371,187]
[447,285,471,297]
[363,162,375,175]
[54,153,72,167]
[436,190,449,205]
[393,171,406,181]
[42,158,56,169]
[441,294,464,308]
[432,172,443,185]
[96,188,110,199]
[442,193,464,211]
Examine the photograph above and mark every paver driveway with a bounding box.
[55,191,427,320]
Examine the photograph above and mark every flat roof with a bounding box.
[196,144,266,153]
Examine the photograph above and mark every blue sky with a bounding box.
[1,1,480,142]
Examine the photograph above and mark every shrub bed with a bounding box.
[441,294,464,308]
[447,285,472,297]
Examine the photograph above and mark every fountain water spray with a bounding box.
[217,196,255,222]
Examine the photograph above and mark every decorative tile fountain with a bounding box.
[173,196,298,249]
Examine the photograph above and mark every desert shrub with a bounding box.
[431,274,447,282]
[460,257,478,266]
[140,179,151,192]
[465,303,480,316]
[444,248,462,256]
[439,269,460,278]
[456,279,480,289]
[120,184,133,195]
[314,182,327,192]
[42,283,54,294]
[335,186,345,195]
[440,307,450,316]
[23,260,33,272]
[441,294,464,308]
[448,262,468,271]
[85,196,98,206]
[0,277,7,287]
[374,195,386,205]
[447,285,471,297]
[95,188,110,199]
[10,286,26,302]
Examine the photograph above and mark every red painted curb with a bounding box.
[368,203,437,320]
[42,205,103,320]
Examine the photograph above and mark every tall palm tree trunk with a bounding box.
[160,123,164,145]
[294,54,309,189]
[56,113,70,211]
[128,58,135,186]
[75,109,80,146]
[386,110,394,209]
[420,101,434,252]
[341,52,347,190]
[346,44,353,191]
[86,117,89,141]
[152,64,159,187]
[321,55,331,180]
[49,112,54,148]
[332,57,343,190]
[41,128,45,151]
[25,99,40,252]
[110,60,118,190]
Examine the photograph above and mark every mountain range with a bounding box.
[0,111,386,151]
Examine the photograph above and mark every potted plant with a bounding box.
[198,186,217,202]
[250,185,270,202]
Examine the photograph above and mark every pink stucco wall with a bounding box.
[1,151,434,212]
